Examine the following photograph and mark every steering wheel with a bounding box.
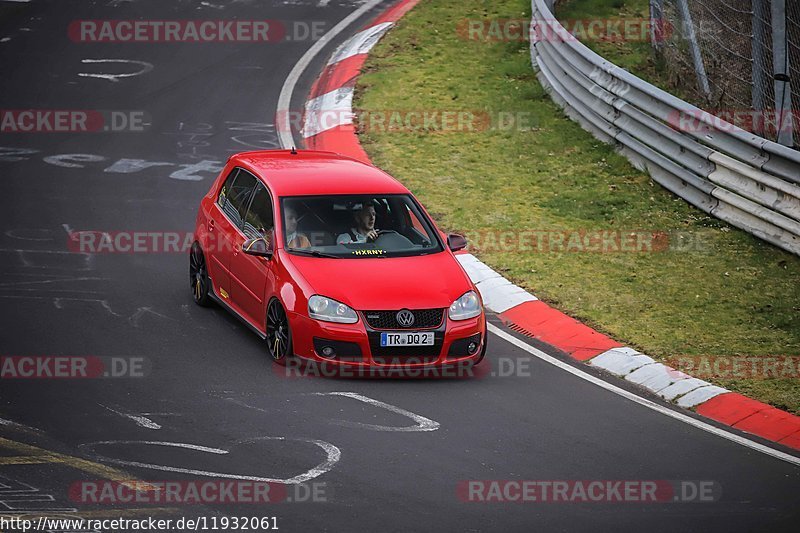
[373,230,413,248]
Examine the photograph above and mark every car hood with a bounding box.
[284,251,474,311]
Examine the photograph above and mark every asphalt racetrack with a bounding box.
[0,1,798,531]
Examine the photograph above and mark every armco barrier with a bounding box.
[530,0,800,256]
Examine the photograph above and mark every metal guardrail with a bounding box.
[530,0,800,255]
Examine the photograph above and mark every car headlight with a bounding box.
[308,295,359,324]
[448,290,482,321]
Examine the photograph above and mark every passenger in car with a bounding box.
[336,202,379,244]
[285,205,312,249]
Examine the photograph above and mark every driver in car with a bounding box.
[337,202,379,244]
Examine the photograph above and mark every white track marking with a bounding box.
[128,306,174,328]
[43,154,106,168]
[101,405,162,430]
[86,440,226,454]
[223,396,270,414]
[101,300,122,316]
[313,392,439,432]
[103,159,174,174]
[5,229,52,241]
[0,288,101,294]
[0,277,103,287]
[81,438,340,484]
[277,0,385,148]
[487,323,800,466]
[0,417,41,433]
[245,437,341,484]
[79,59,153,82]
[0,248,85,254]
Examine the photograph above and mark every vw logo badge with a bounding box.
[396,309,415,327]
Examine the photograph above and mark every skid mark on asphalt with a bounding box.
[80,437,341,484]
[311,392,440,432]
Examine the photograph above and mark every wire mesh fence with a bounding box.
[651,0,797,148]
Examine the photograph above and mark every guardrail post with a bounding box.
[771,0,794,146]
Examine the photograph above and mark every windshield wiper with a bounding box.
[290,249,341,259]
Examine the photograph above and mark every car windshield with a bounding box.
[280,194,444,258]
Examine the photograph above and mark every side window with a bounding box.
[217,169,239,210]
[218,168,258,228]
[242,182,274,240]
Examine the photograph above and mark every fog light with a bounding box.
[467,342,478,354]
[321,346,335,358]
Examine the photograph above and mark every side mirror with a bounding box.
[242,233,273,259]
[447,233,468,252]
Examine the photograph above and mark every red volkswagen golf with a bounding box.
[190,149,486,369]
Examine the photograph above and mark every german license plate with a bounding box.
[380,332,435,347]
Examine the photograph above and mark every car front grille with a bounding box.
[362,308,445,330]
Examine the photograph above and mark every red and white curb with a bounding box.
[301,0,421,161]
[298,0,800,453]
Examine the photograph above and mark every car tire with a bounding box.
[189,242,211,307]
[266,298,293,366]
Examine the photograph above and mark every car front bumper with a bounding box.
[287,310,486,370]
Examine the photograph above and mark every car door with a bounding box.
[207,168,258,302]
[228,177,276,330]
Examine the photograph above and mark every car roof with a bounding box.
[231,150,410,197]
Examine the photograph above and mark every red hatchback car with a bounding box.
[191,149,486,369]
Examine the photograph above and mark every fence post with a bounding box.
[650,0,665,52]
[677,0,711,98]
[771,0,794,146]
[751,0,768,125]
